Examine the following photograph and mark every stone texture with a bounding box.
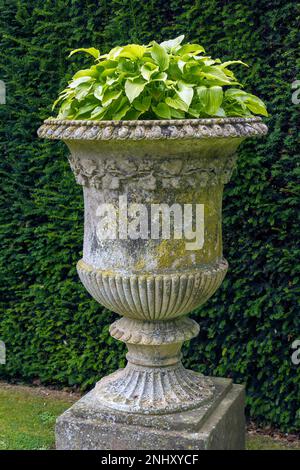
[77,258,228,320]
[37,117,268,142]
[90,316,216,414]
[38,118,267,448]
[56,377,245,450]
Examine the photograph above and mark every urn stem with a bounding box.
[94,317,215,414]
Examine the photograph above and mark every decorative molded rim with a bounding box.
[37,117,268,141]
[110,316,200,345]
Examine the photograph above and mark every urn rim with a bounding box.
[37,116,268,141]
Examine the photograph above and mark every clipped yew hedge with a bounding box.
[0,0,299,431]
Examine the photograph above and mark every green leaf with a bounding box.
[177,82,194,107]
[170,108,185,118]
[225,89,268,116]
[112,103,131,120]
[141,62,158,81]
[93,85,104,101]
[52,89,74,110]
[199,66,238,86]
[69,47,100,60]
[57,100,73,118]
[152,102,171,119]
[74,83,92,101]
[244,94,268,116]
[90,106,105,118]
[133,96,151,112]
[69,76,93,88]
[75,103,96,117]
[165,96,188,112]
[197,86,223,115]
[73,67,99,79]
[177,44,205,55]
[119,44,147,59]
[101,68,117,78]
[177,60,186,73]
[151,72,168,81]
[215,107,226,117]
[102,89,122,107]
[220,60,248,68]
[151,42,169,71]
[106,75,120,85]
[108,46,123,59]
[125,79,146,103]
[123,108,144,120]
[225,88,248,98]
[160,35,185,52]
[187,107,200,118]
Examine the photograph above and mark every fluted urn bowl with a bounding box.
[38,117,267,414]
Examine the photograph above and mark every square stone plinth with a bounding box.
[56,377,245,450]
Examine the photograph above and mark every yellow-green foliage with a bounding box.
[0,0,298,433]
[53,36,268,120]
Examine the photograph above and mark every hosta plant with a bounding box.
[53,35,268,120]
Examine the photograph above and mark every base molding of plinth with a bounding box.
[56,377,245,450]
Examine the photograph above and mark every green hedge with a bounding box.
[0,0,299,431]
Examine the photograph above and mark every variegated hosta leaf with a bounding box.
[53,36,268,120]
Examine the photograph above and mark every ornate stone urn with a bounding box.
[38,117,267,449]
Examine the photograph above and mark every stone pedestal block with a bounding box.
[56,377,245,450]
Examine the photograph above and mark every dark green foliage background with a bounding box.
[0,0,299,431]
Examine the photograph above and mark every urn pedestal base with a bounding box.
[94,316,216,415]
[56,377,245,450]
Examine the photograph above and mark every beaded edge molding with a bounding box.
[37,117,268,141]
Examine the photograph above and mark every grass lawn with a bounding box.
[0,382,77,450]
[246,435,300,451]
[0,382,299,450]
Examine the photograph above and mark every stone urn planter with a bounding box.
[38,117,267,449]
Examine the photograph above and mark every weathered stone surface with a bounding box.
[93,317,214,414]
[77,258,228,320]
[38,118,267,448]
[37,117,268,142]
[56,377,245,450]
